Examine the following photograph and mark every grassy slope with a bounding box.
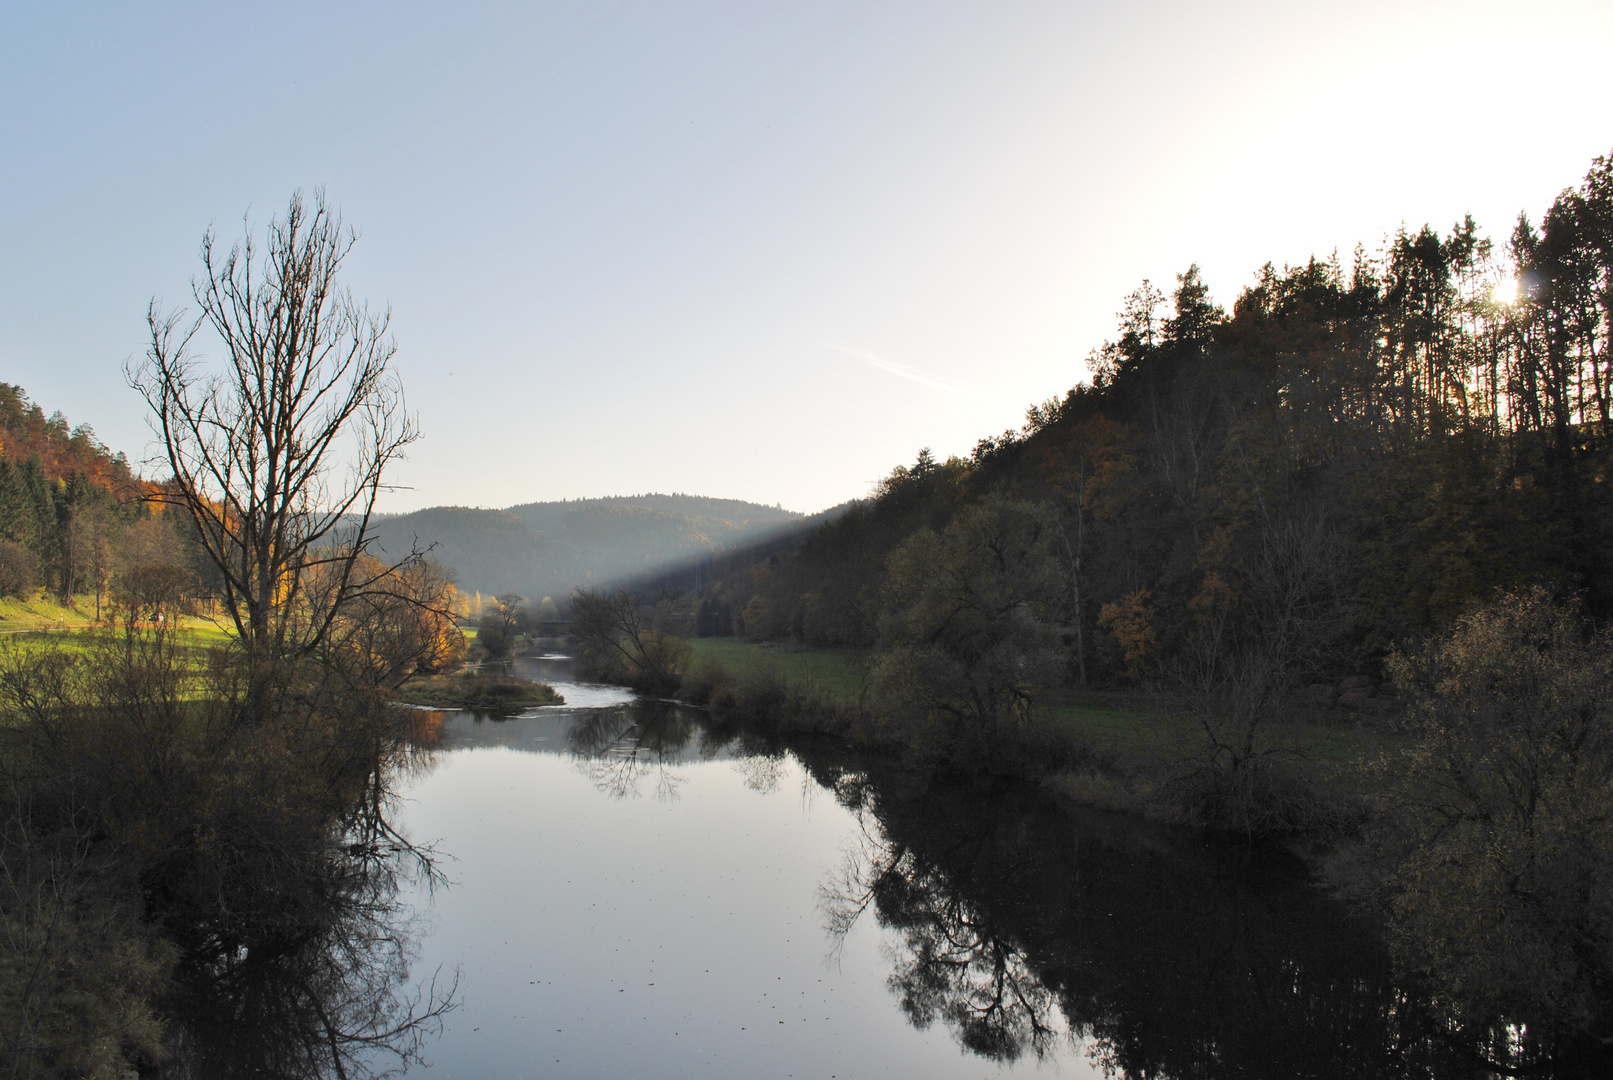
[0,594,101,631]
[0,593,234,639]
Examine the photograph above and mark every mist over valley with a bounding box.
[367,493,816,600]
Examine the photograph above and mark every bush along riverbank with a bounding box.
[672,635,1367,841]
[567,587,1613,1074]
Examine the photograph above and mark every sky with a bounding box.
[3,1,1612,515]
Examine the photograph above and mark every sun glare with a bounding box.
[1490,276,1518,306]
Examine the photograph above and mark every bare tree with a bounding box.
[130,190,419,681]
[570,588,690,693]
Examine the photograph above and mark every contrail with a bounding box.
[826,345,964,395]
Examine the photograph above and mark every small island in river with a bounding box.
[401,671,565,715]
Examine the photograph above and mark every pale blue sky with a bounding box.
[4,1,1612,513]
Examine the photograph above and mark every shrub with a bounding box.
[1149,751,1355,836]
[477,622,514,659]
[677,658,734,708]
[1371,587,1613,1038]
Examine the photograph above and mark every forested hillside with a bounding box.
[371,494,802,599]
[0,384,171,604]
[725,150,1613,692]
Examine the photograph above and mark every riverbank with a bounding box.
[686,637,1378,756]
[679,636,1379,833]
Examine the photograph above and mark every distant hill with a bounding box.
[369,494,804,600]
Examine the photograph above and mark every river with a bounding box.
[382,653,1484,1079]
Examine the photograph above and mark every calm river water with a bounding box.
[388,654,1477,1080]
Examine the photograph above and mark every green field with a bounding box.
[1044,695,1178,753]
[0,594,236,679]
[1,593,235,640]
[684,637,870,703]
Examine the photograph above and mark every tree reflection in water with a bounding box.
[565,701,805,803]
[823,810,1067,1062]
[566,700,703,800]
[819,809,1071,1063]
[810,754,1536,1079]
[161,739,457,1080]
[731,747,791,796]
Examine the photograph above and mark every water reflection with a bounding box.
[557,698,804,808]
[528,691,1476,1076]
[822,811,1069,1063]
[566,701,702,800]
[162,750,457,1080]
[805,752,1500,1079]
